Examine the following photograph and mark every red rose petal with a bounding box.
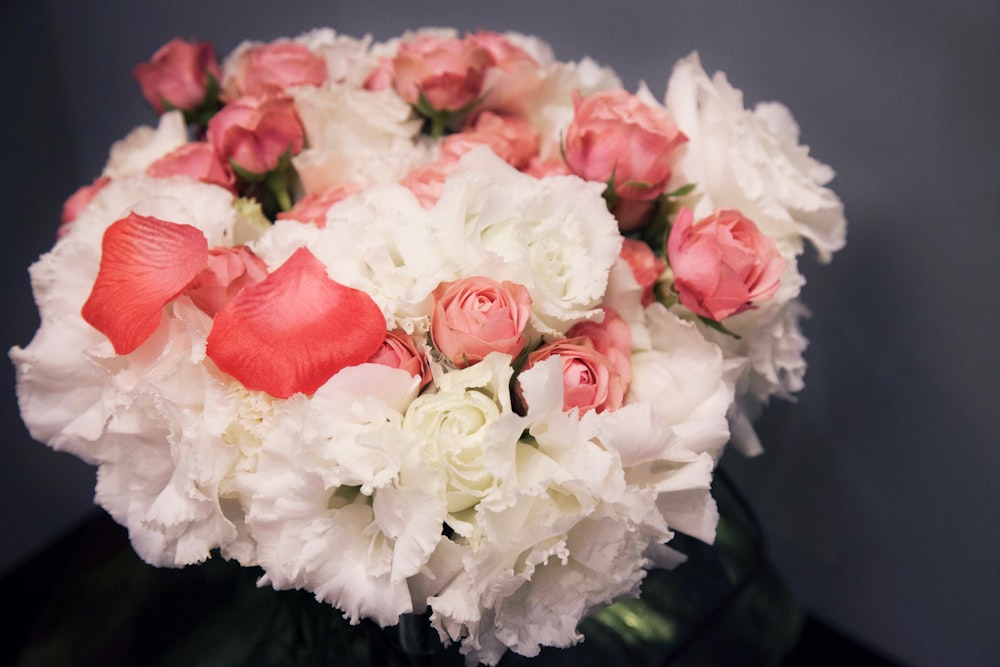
[206,247,386,398]
[82,213,209,354]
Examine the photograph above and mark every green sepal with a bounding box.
[412,89,486,137]
[697,316,742,340]
[664,183,696,198]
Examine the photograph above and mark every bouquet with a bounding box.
[10,26,845,665]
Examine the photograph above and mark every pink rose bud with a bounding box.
[60,176,111,229]
[523,337,626,415]
[400,160,455,209]
[441,111,540,169]
[525,157,573,179]
[222,42,328,100]
[147,142,236,192]
[367,330,432,388]
[185,246,269,317]
[277,183,359,226]
[619,238,666,306]
[470,31,537,72]
[566,308,633,386]
[207,95,304,176]
[564,90,687,230]
[132,38,221,114]
[392,35,492,111]
[363,57,395,91]
[431,276,532,368]
[667,207,786,321]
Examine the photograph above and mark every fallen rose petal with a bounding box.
[206,247,386,398]
[82,212,209,354]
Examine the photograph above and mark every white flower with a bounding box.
[291,84,427,194]
[294,28,379,87]
[248,364,441,626]
[627,304,734,457]
[102,111,187,180]
[11,176,249,565]
[426,357,637,663]
[402,353,524,532]
[665,52,847,262]
[251,183,450,334]
[432,149,623,337]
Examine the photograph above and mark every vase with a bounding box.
[9,470,801,667]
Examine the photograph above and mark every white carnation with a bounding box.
[432,148,623,337]
[291,84,426,194]
[627,304,734,457]
[248,364,441,626]
[252,184,450,334]
[665,52,846,262]
[294,28,379,86]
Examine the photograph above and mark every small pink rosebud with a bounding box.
[132,38,221,114]
[367,330,432,388]
[521,337,626,415]
[431,276,532,368]
[619,239,666,306]
[564,89,687,231]
[147,142,236,192]
[363,57,395,91]
[667,208,786,321]
[184,246,269,317]
[207,95,304,176]
[392,35,492,111]
[222,41,328,100]
[400,160,455,209]
[60,176,111,231]
[566,308,632,387]
[441,111,540,169]
[470,31,537,72]
[276,183,360,227]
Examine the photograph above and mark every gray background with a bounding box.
[2,2,998,665]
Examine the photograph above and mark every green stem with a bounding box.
[266,168,293,212]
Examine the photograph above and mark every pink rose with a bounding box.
[132,38,221,114]
[525,157,573,179]
[470,31,544,116]
[185,245,269,317]
[470,31,537,72]
[442,111,539,169]
[566,308,632,386]
[564,89,687,230]
[431,276,532,368]
[667,207,786,321]
[523,337,626,415]
[367,330,432,388]
[619,238,666,306]
[393,35,492,111]
[222,42,327,100]
[207,95,304,176]
[363,57,395,91]
[147,142,236,192]
[277,183,359,226]
[60,176,110,230]
[400,160,455,209]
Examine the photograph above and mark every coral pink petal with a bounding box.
[82,213,208,354]
[206,247,386,398]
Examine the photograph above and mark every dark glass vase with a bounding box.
[9,470,801,667]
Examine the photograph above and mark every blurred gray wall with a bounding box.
[2,2,998,665]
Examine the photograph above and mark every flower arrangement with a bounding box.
[10,26,845,665]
